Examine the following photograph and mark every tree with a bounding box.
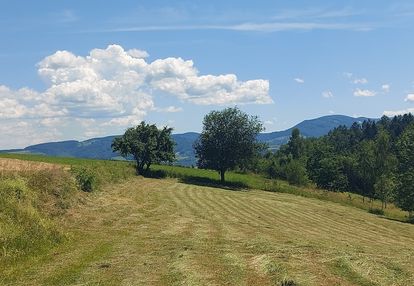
[395,123,414,218]
[396,123,414,173]
[356,140,377,204]
[395,170,414,219]
[112,121,175,175]
[374,174,396,210]
[284,159,309,186]
[287,128,305,160]
[194,107,264,183]
[373,128,397,208]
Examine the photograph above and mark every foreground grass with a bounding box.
[0,155,136,276]
[0,169,78,269]
[2,176,413,285]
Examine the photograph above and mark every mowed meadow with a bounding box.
[1,154,414,285]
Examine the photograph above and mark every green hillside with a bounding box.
[1,155,414,285]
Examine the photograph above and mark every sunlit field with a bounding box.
[1,155,413,285]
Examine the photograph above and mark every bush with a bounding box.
[71,166,97,192]
[368,208,385,215]
[263,180,280,192]
[285,160,309,186]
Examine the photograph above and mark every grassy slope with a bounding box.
[1,154,414,285]
[2,176,413,285]
[0,155,136,279]
[1,153,409,222]
[152,165,408,222]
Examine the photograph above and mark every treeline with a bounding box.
[112,108,414,219]
[254,114,414,218]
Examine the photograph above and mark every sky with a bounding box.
[1,0,414,149]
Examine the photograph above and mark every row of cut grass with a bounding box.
[6,176,413,285]
[153,164,409,222]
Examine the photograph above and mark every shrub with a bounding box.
[264,180,280,192]
[285,160,309,186]
[368,208,385,215]
[71,166,97,192]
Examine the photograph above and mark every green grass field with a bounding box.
[0,153,409,222]
[1,154,414,285]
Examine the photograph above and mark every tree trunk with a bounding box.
[220,170,225,183]
[136,160,145,175]
[145,163,151,175]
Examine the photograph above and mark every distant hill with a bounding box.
[258,114,370,150]
[1,115,371,166]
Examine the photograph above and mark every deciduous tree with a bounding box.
[396,123,414,218]
[194,107,264,183]
[112,122,175,175]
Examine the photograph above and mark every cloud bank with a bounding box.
[0,44,272,148]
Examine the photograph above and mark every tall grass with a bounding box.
[1,154,136,191]
[0,170,76,264]
[0,155,136,267]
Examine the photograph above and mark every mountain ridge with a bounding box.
[1,115,372,166]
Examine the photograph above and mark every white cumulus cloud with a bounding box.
[127,49,149,58]
[0,44,272,148]
[322,90,334,98]
[352,78,368,84]
[294,78,304,84]
[405,93,414,102]
[382,84,390,93]
[343,73,370,85]
[37,45,271,113]
[353,88,376,97]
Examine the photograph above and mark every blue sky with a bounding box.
[1,0,414,148]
